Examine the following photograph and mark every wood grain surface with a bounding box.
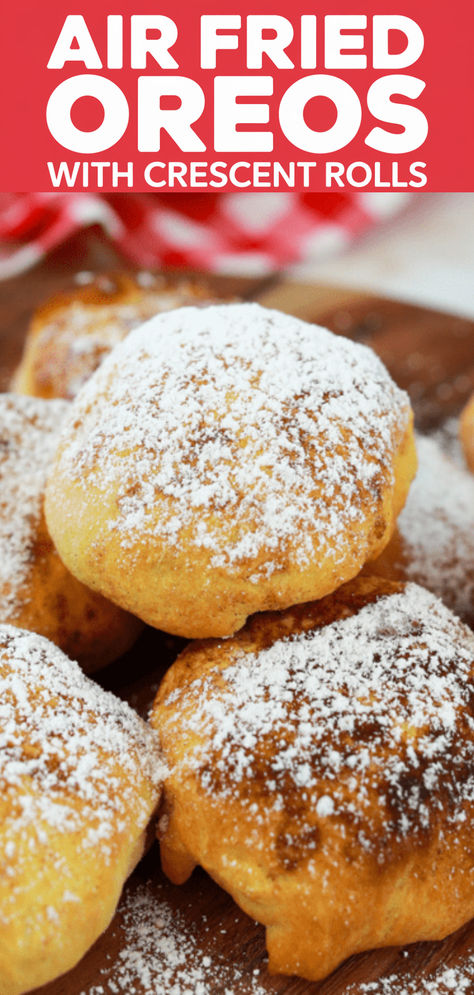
[1,228,473,995]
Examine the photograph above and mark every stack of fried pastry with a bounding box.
[2,275,473,991]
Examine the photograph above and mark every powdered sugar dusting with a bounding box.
[161,584,474,854]
[54,303,411,578]
[432,416,466,467]
[0,394,69,613]
[80,881,474,994]
[347,951,474,993]
[26,274,215,399]
[392,435,474,619]
[82,882,267,995]
[0,625,164,924]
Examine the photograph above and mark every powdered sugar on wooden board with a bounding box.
[80,880,474,995]
[0,625,164,920]
[162,584,474,851]
[54,303,411,578]
[82,882,268,995]
[431,417,466,467]
[0,394,69,613]
[392,435,474,619]
[346,951,474,993]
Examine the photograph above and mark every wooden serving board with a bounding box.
[1,228,474,995]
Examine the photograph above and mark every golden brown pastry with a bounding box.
[0,394,142,671]
[0,624,164,995]
[151,577,474,982]
[45,303,416,640]
[366,434,474,624]
[12,271,214,400]
[460,393,474,472]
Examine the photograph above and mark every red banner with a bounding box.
[0,0,472,192]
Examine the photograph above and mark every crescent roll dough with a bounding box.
[152,577,474,981]
[0,625,164,994]
[45,303,416,639]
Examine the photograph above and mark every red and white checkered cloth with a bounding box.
[0,192,410,279]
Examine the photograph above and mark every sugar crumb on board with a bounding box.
[346,950,474,993]
[80,881,474,995]
[81,882,268,995]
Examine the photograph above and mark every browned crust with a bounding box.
[152,576,474,980]
[12,271,217,400]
